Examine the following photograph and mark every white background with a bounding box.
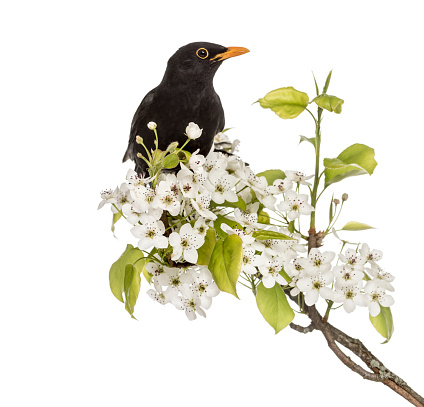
[1,1,423,406]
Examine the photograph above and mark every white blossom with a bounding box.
[298,248,335,276]
[190,267,220,309]
[185,122,203,140]
[205,170,238,204]
[277,190,314,220]
[257,253,286,288]
[131,216,168,250]
[296,272,334,306]
[364,284,394,317]
[152,180,181,216]
[360,243,383,264]
[285,170,313,186]
[169,223,205,263]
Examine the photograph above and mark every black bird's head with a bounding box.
[161,42,249,86]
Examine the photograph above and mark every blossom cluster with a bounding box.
[287,244,394,316]
[146,261,219,320]
[99,123,394,320]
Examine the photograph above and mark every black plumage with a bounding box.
[123,42,249,174]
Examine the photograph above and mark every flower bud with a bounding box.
[136,135,143,144]
[342,193,348,202]
[147,121,157,130]
[136,152,143,158]
[185,122,203,140]
[333,198,340,205]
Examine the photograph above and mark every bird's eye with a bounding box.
[196,48,209,59]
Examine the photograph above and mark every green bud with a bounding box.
[136,135,143,144]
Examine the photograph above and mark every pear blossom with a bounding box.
[364,284,394,317]
[131,216,168,250]
[268,178,293,194]
[333,264,364,286]
[285,170,314,186]
[172,285,206,320]
[188,150,206,173]
[125,168,153,188]
[191,192,217,220]
[331,283,369,313]
[257,253,286,288]
[236,166,268,194]
[339,249,366,271]
[204,151,228,173]
[360,243,383,264]
[296,272,334,306]
[98,188,117,209]
[234,205,259,229]
[122,203,144,225]
[147,286,177,305]
[130,184,156,212]
[193,218,209,236]
[156,267,193,292]
[190,266,220,309]
[365,264,395,292]
[169,223,205,263]
[241,247,263,274]
[152,180,181,216]
[185,122,203,140]
[277,190,314,220]
[298,248,335,276]
[205,170,238,204]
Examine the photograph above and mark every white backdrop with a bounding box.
[1,1,423,406]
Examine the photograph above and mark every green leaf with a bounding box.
[256,282,294,334]
[163,153,180,169]
[252,230,294,241]
[197,227,217,266]
[111,211,122,234]
[256,169,286,185]
[124,264,141,318]
[312,94,344,114]
[323,70,333,94]
[211,196,246,211]
[258,209,270,225]
[341,221,375,231]
[209,235,243,298]
[369,306,394,343]
[299,135,316,147]
[214,215,243,240]
[109,244,146,303]
[257,87,309,119]
[324,144,378,188]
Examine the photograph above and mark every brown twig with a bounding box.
[284,229,424,406]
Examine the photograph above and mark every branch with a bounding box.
[284,288,424,406]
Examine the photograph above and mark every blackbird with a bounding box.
[122,42,249,174]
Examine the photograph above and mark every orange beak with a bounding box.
[211,46,250,61]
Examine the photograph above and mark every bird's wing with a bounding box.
[122,88,156,162]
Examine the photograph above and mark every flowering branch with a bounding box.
[99,71,423,405]
[286,288,424,406]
